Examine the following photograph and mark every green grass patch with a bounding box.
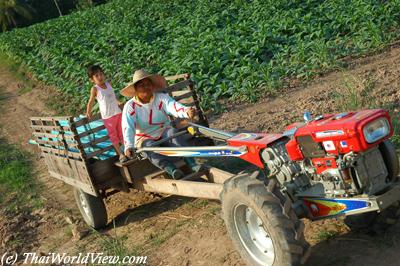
[0,54,35,88]
[18,85,33,95]
[0,138,43,212]
[1,1,400,111]
[315,229,339,241]
[90,222,142,261]
[0,81,42,212]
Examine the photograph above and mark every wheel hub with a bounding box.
[233,204,275,265]
[79,191,91,217]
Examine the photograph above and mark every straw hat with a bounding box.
[120,69,167,97]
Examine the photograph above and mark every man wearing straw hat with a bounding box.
[121,69,202,179]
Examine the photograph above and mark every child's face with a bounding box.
[90,71,105,85]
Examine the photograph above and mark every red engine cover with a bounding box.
[227,133,283,168]
[286,109,393,160]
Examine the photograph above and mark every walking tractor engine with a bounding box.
[227,109,399,221]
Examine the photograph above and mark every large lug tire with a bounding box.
[379,140,399,182]
[73,188,108,229]
[220,173,309,266]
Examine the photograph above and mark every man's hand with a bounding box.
[124,147,136,158]
[85,112,92,119]
[186,107,196,119]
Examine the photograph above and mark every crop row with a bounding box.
[1,0,400,111]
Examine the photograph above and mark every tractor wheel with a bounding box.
[74,188,108,229]
[220,173,309,266]
[379,140,399,182]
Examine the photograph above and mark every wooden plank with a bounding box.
[114,157,140,168]
[180,170,209,181]
[173,91,193,101]
[43,154,95,189]
[48,171,98,196]
[207,167,235,184]
[38,143,81,155]
[161,80,193,93]
[31,124,71,132]
[43,152,58,176]
[188,80,209,127]
[71,113,102,127]
[85,145,115,159]
[40,146,82,160]
[185,102,197,107]
[33,131,76,141]
[143,170,165,180]
[165,73,189,81]
[68,118,89,161]
[30,116,73,122]
[81,135,110,149]
[34,137,80,150]
[72,117,90,128]
[76,125,106,139]
[132,178,223,200]
[42,153,88,180]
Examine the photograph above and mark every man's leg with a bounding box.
[142,138,184,179]
[164,127,204,172]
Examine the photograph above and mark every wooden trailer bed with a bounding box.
[30,74,233,200]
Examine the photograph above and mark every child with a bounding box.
[85,65,127,162]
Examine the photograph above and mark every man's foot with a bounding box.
[190,164,205,173]
[184,158,205,173]
[119,154,129,163]
[164,164,184,180]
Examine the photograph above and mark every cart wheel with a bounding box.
[73,188,108,229]
[379,140,399,182]
[220,173,309,266]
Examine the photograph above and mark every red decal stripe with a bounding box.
[130,102,136,116]
[149,109,164,126]
[174,102,185,113]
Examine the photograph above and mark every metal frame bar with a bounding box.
[122,166,233,199]
[137,145,247,157]
[188,122,234,141]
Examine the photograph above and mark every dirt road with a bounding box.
[0,43,399,265]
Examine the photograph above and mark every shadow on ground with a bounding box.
[306,221,400,266]
[107,195,195,229]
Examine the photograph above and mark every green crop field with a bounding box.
[0,0,400,111]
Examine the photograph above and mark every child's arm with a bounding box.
[160,93,195,119]
[86,87,97,119]
[121,101,136,157]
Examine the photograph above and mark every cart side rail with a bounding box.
[30,74,211,195]
[162,74,209,128]
[30,116,100,196]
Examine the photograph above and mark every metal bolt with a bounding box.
[264,250,268,253]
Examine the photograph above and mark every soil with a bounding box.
[0,43,399,266]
